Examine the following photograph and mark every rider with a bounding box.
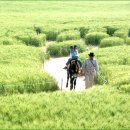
[63,45,82,69]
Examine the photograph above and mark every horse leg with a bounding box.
[70,77,72,90]
[70,77,74,90]
[74,78,77,90]
[66,72,69,88]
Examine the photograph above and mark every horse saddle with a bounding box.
[67,59,77,67]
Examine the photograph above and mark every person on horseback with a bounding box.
[65,45,82,90]
[63,45,82,70]
[82,52,99,89]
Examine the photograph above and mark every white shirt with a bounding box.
[82,59,99,75]
[69,49,79,58]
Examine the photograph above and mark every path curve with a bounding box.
[44,57,85,91]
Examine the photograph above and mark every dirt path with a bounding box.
[44,57,85,91]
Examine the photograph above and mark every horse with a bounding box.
[66,59,80,90]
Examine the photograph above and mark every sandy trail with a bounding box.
[44,57,85,91]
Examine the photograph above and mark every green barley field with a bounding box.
[0,0,130,129]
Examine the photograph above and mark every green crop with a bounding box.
[47,40,86,57]
[0,45,58,94]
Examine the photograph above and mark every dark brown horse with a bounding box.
[66,59,80,90]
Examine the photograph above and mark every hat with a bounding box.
[70,46,73,49]
[73,45,77,49]
[88,52,95,57]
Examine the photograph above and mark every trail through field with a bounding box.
[44,57,85,91]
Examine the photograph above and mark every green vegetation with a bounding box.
[85,32,109,45]
[100,37,124,48]
[0,37,21,45]
[105,26,118,36]
[16,34,46,47]
[79,27,89,38]
[126,38,130,45]
[0,29,46,47]
[43,30,59,41]
[0,0,130,129]
[0,1,130,41]
[57,30,80,42]
[128,29,130,37]
[113,30,128,39]
[0,88,130,129]
[0,45,58,94]
[0,1,130,46]
[47,40,86,57]
[1,0,130,1]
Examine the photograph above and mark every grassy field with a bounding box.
[0,45,58,94]
[0,1,130,47]
[0,0,130,2]
[0,0,130,129]
[0,87,130,129]
[0,1,130,31]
